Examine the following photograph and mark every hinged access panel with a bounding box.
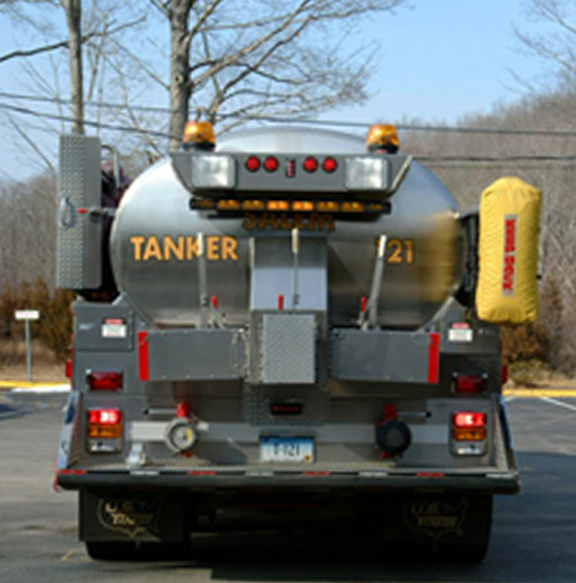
[57,134,102,290]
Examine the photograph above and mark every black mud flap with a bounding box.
[80,489,188,543]
[379,492,493,558]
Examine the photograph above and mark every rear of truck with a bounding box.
[54,126,533,561]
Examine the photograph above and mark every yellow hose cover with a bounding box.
[476,177,541,324]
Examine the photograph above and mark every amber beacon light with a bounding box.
[182,121,216,150]
[366,124,399,153]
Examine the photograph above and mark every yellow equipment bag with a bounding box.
[476,177,541,324]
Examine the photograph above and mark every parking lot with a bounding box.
[1,389,575,583]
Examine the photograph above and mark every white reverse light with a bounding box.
[345,157,389,191]
[192,155,236,189]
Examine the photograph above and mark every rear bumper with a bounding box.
[57,466,520,494]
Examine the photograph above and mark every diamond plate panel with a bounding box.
[262,314,315,384]
[57,134,102,289]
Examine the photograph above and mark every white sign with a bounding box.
[15,310,40,321]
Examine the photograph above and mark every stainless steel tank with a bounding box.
[110,127,462,329]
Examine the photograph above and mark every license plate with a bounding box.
[260,436,314,463]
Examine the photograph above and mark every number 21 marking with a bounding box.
[386,238,414,264]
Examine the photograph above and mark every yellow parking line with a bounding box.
[0,381,68,389]
[503,388,576,398]
[60,549,76,562]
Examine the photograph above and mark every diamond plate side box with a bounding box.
[261,314,316,384]
[57,134,102,290]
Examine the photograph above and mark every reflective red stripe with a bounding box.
[138,331,150,381]
[428,333,440,383]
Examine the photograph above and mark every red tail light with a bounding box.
[87,408,122,440]
[88,370,123,391]
[322,157,338,173]
[453,412,486,428]
[88,409,122,425]
[263,156,279,172]
[303,156,318,173]
[453,374,487,394]
[245,156,260,172]
[452,411,487,442]
[87,409,122,439]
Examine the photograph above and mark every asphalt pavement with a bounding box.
[0,389,575,583]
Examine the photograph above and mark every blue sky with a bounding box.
[0,0,556,179]
[333,0,546,123]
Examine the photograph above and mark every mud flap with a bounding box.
[80,490,188,543]
[379,492,492,548]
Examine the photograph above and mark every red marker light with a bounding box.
[322,157,338,173]
[303,157,318,173]
[245,156,260,172]
[263,156,279,172]
[454,374,486,394]
[88,371,123,391]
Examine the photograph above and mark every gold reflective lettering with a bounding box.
[186,236,199,260]
[207,236,220,260]
[293,214,306,230]
[143,236,163,261]
[260,213,278,230]
[221,236,238,261]
[130,236,145,261]
[280,214,293,230]
[242,213,258,230]
[309,213,334,231]
[163,236,184,261]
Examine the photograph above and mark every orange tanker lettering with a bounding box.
[186,236,199,260]
[207,236,220,260]
[130,236,146,261]
[221,236,238,261]
[143,237,163,261]
[131,235,239,262]
[164,235,184,261]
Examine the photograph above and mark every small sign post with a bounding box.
[15,310,40,383]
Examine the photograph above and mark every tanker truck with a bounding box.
[54,122,540,561]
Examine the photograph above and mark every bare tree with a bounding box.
[514,0,576,88]
[64,0,83,132]
[146,0,408,149]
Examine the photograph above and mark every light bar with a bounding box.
[345,157,389,190]
[190,198,386,214]
[192,155,236,189]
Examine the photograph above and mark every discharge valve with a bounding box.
[376,404,412,457]
[164,403,199,454]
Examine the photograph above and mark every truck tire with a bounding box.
[85,541,137,560]
[86,541,190,561]
[440,540,490,563]
[435,494,493,563]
